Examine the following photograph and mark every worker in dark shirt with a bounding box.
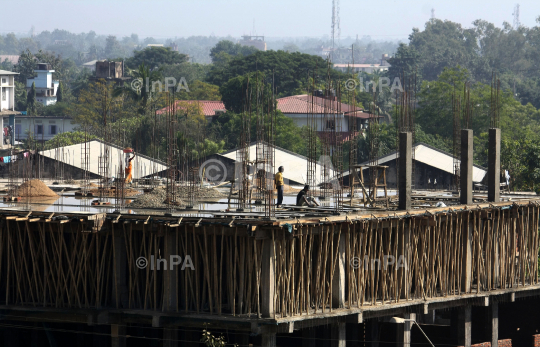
[296,185,319,207]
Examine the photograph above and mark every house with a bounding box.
[343,143,487,190]
[276,94,373,141]
[5,115,77,142]
[156,100,226,121]
[0,70,19,114]
[239,35,267,51]
[91,60,130,86]
[26,63,59,106]
[334,54,391,74]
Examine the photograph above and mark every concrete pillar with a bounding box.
[460,129,473,205]
[491,300,499,347]
[331,322,346,347]
[302,327,317,347]
[163,229,178,311]
[397,313,415,347]
[261,238,275,317]
[399,132,412,210]
[111,324,126,347]
[457,307,472,347]
[332,233,346,308]
[488,128,501,202]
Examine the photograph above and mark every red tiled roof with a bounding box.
[276,95,371,118]
[156,100,225,117]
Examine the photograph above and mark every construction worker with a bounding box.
[125,154,136,184]
[296,185,320,207]
[274,166,284,208]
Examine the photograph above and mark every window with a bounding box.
[35,125,43,135]
[1,89,5,101]
[326,119,335,130]
[49,125,57,135]
[1,78,6,84]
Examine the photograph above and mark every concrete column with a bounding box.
[397,313,415,347]
[261,238,275,317]
[332,233,346,308]
[491,300,499,347]
[111,324,126,347]
[163,229,178,311]
[331,322,346,347]
[163,327,178,347]
[460,129,473,205]
[302,327,317,347]
[457,306,472,347]
[488,128,501,202]
[399,132,412,210]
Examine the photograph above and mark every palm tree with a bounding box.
[113,62,162,115]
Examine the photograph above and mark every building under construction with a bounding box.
[0,71,538,347]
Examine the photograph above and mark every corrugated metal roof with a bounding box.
[39,139,167,179]
[220,144,328,185]
[357,143,487,182]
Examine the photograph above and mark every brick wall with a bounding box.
[533,334,540,347]
[457,340,511,347]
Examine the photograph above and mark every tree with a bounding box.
[209,40,257,64]
[104,35,123,58]
[126,47,188,69]
[177,80,221,101]
[27,82,36,115]
[219,72,272,113]
[57,81,64,102]
[114,63,162,115]
[44,131,98,150]
[14,49,36,83]
[14,81,27,111]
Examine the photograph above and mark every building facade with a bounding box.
[26,63,59,106]
[0,70,18,112]
[5,115,77,142]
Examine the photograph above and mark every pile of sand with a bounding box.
[16,179,58,197]
[128,188,185,209]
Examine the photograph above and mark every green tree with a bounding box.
[14,49,36,83]
[126,46,188,69]
[57,81,64,102]
[14,81,27,111]
[114,63,162,115]
[27,82,36,115]
[177,80,221,101]
[209,40,258,64]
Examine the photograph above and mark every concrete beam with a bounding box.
[460,129,473,205]
[399,132,412,211]
[488,128,501,202]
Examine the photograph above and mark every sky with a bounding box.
[1,0,539,40]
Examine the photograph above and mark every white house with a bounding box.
[4,115,77,142]
[26,63,59,106]
[0,70,18,113]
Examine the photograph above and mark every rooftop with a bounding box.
[0,70,19,75]
[277,94,371,118]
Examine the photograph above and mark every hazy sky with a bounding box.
[2,0,539,40]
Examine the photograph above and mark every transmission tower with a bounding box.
[513,4,520,29]
[331,0,340,59]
